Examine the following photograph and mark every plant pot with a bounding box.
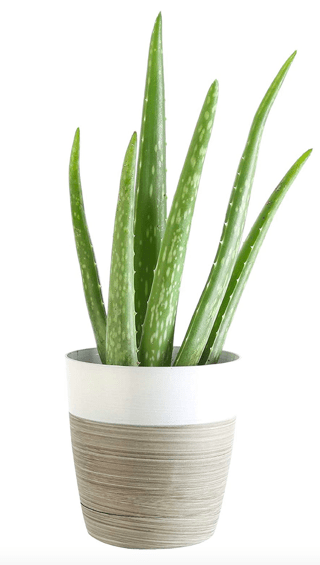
[66,347,239,550]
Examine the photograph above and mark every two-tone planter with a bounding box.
[66,347,239,549]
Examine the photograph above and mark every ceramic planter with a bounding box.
[66,347,239,549]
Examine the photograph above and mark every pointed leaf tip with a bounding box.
[297,148,313,162]
[71,128,80,152]
[288,50,297,64]
[153,12,162,31]
[73,127,80,145]
[211,79,219,91]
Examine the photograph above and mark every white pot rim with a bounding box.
[66,346,239,368]
[66,347,240,426]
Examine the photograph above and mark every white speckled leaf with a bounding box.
[134,13,167,346]
[175,52,297,367]
[106,133,138,366]
[202,149,312,364]
[69,128,107,364]
[138,81,219,366]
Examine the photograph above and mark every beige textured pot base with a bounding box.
[70,413,236,549]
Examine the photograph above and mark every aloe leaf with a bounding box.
[134,12,167,346]
[69,128,107,363]
[200,149,312,364]
[138,80,219,366]
[105,133,138,366]
[174,52,297,367]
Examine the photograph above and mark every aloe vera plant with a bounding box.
[69,14,311,367]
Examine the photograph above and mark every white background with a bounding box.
[0,0,319,563]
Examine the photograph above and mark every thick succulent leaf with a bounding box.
[138,80,219,366]
[134,12,167,346]
[106,133,138,366]
[200,149,312,364]
[69,128,107,363]
[175,52,297,367]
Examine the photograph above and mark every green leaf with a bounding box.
[138,80,219,366]
[69,128,107,363]
[201,149,312,364]
[175,52,297,367]
[134,12,167,346]
[106,133,138,366]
